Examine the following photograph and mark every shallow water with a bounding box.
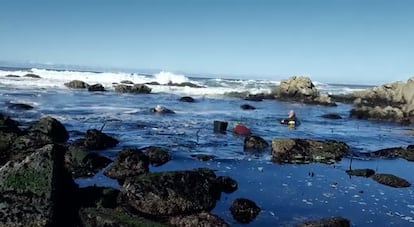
[1,71,414,226]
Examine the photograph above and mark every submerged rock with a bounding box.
[191,154,216,161]
[346,168,375,177]
[179,96,195,102]
[372,173,411,188]
[229,198,261,224]
[6,102,34,110]
[299,216,350,227]
[321,113,342,119]
[271,138,349,164]
[240,104,256,110]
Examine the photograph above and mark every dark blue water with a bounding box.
[1,81,414,226]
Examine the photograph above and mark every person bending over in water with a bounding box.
[280,110,298,126]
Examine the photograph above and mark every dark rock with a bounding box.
[0,144,78,226]
[240,104,256,110]
[372,173,411,188]
[169,212,229,227]
[0,131,19,164]
[213,120,228,133]
[369,147,406,158]
[191,154,216,161]
[229,198,261,224]
[119,168,218,216]
[88,84,106,92]
[168,81,204,88]
[145,81,160,85]
[104,148,149,182]
[244,94,264,101]
[346,168,375,177]
[330,94,357,104]
[140,146,171,166]
[0,113,21,134]
[77,186,119,209]
[120,80,134,84]
[83,129,119,150]
[79,207,167,227]
[271,138,349,164]
[215,176,238,193]
[65,145,111,178]
[299,216,350,227]
[244,135,269,150]
[179,96,195,102]
[11,131,55,157]
[321,113,342,119]
[23,73,41,78]
[64,80,89,89]
[29,116,69,143]
[5,74,20,78]
[114,84,151,94]
[6,102,34,110]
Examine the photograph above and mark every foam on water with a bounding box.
[0,67,365,97]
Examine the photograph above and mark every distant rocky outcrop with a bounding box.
[114,84,151,94]
[64,80,89,89]
[350,77,414,123]
[272,76,336,106]
[88,84,105,92]
[23,73,41,78]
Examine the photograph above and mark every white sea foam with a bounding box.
[0,67,366,96]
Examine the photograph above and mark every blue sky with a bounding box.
[0,0,413,84]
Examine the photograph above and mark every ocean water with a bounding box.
[1,67,414,226]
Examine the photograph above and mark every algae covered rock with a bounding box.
[140,146,171,167]
[0,144,77,226]
[64,80,89,89]
[114,84,152,94]
[169,212,229,227]
[244,135,269,151]
[346,168,375,177]
[82,129,119,150]
[29,116,69,143]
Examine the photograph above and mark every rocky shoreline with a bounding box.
[1,74,413,226]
